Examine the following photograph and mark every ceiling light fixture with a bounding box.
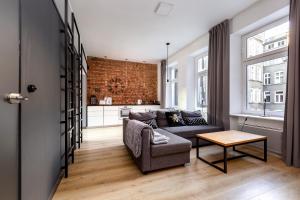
[155,2,174,16]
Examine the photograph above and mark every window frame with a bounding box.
[274,71,284,84]
[274,91,284,103]
[264,91,271,103]
[194,51,208,117]
[264,73,271,85]
[167,64,179,108]
[242,16,288,117]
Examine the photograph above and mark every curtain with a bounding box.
[282,0,300,167]
[160,60,167,108]
[207,20,230,130]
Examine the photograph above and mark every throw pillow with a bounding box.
[181,110,202,118]
[165,111,186,127]
[129,112,158,129]
[156,110,169,127]
[183,117,208,126]
[142,119,158,129]
[181,110,208,126]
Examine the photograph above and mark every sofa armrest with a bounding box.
[123,118,130,144]
[123,118,152,173]
[140,128,152,172]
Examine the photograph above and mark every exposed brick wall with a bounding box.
[87,57,158,105]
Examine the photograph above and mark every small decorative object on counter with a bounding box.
[106,97,112,105]
[137,99,142,105]
[99,100,106,105]
[90,95,98,105]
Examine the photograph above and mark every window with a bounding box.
[249,88,262,103]
[167,65,178,107]
[248,65,262,81]
[275,91,284,103]
[264,73,271,85]
[197,55,208,72]
[274,71,284,84]
[246,21,289,58]
[264,91,271,102]
[195,53,208,117]
[243,18,288,116]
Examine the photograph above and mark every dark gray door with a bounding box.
[20,0,62,199]
[0,0,20,200]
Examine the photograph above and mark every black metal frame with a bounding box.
[196,137,267,173]
[59,0,87,178]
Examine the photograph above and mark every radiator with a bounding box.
[238,123,283,155]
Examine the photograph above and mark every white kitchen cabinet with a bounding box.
[103,106,122,126]
[87,105,161,128]
[87,106,104,127]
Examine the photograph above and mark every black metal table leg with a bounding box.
[264,139,267,162]
[196,137,199,158]
[224,147,227,173]
[196,137,267,174]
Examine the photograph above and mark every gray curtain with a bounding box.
[282,0,300,167]
[207,20,230,130]
[160,60,167,108]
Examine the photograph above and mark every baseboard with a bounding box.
[48,170,64,200]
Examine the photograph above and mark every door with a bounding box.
[0,0,20,200]
[20,0,63,199]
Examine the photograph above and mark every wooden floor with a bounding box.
[53,127,300,200]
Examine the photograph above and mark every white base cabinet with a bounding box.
[87,105,161,128]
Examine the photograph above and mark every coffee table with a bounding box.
[196,130,267,173]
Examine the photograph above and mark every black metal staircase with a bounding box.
[60,0,88,178]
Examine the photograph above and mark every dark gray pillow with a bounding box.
[181,110,208,126]
[181,110,202,118]
[156,110,169,127]
[129,112,158,129]
[165,111,186,127]
[183,117,208,126]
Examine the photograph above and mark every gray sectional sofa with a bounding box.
[123,110,223,173]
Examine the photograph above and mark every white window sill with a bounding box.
[230,113,284,122]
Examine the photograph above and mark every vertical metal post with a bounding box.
[224,147,227,173]
[71,45,76,163]
[264,139,268,162]
[70,12,76,162]
[196,137,199,158]
[64,0,69,178]
[77,55,81,148]
[80,63,83,143]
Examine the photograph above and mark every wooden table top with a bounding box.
[196,130,267,147]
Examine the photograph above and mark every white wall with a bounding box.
[169,0,289,112]
[168,34,209,110]
[168,0,289,154]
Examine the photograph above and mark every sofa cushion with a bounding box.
[181,110,208,126]
[129,112,158,129]
[151,129,192,157]
[165,111,186,127]
[181,110,203,118]
[161,125,223,139]
[183,117,208,126]
[156,110,169,127]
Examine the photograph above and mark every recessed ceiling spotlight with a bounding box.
[155,2,174,16]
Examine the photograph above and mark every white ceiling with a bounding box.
[70,0,260,63]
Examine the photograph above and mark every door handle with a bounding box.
[4,93,29,104]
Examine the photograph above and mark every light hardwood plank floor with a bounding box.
[53,126,300,200]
